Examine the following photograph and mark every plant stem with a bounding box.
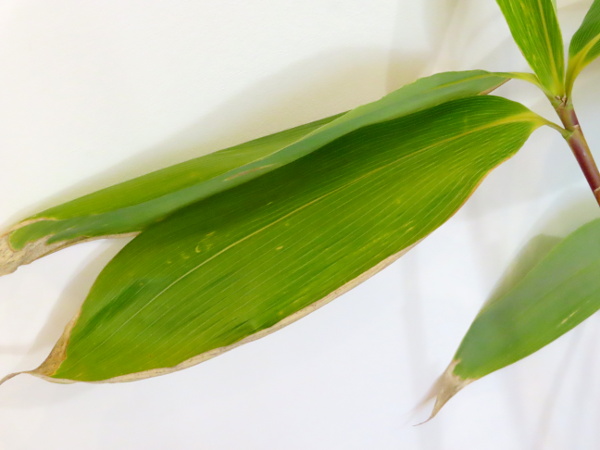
[554,99,600,206]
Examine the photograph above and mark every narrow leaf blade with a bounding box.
[496,0,565,95]
[567,0,600,90]
[29,96,543,383]
[0,70,508,275]
[430,217,600,417]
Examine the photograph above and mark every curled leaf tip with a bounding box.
[30,312,82,382]
[424,361,473,421]
[478,78,510,96]
[0,371,23,386]
[0,224,66,276]
[0,233,21,276]
[0,222,139,277]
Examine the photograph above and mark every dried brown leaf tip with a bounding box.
[418,361,474,423]
[0,223,65,276]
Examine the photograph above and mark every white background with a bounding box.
[1,0,600,448]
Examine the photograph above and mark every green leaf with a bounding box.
[0,113,340,273]
[0,70,508,276]
[487,234,562,302]
[567,0,600,92]
[496,0,565,95]
[22,96,544,383]
[429,217,600,418]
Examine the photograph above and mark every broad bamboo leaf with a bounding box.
[429,218,600,418]
[19,96,545,383]
[496,0,565,95]
[567,0,600,91]
[0,70,508,276]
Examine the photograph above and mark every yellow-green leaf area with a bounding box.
[42,96,542,382]
[567,0,600,91]
[496,0,565,95]
[453,218,600,380]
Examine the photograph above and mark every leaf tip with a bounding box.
[0,223,58,276]
[0,222,108,277]
[478,77,510,96]
[419,361,474,422]
[0,232,22,276]
[0,371,23,387]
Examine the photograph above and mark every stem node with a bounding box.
[554,100,600,207]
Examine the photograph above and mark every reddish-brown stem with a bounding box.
[554,100,600,206]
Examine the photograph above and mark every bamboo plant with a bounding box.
[1,0,600,422]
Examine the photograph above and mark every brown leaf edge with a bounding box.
[1,242,420,385]
[0,220,138,276]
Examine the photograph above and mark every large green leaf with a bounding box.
[496,0,565,95]
[429,217,600,418]
[567,0,600,92]
[0,70,508,276]
[20,96,544,383]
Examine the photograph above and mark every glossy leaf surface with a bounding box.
[496,0,565,95]
[0,114,339,275]
[568,0,600,91]
[28,96,543,383]
[0,71,508,276]
[431,217,600,417]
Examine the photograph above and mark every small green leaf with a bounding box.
[0,70,508,275]
[567,0,600,92]
[496,0,565,95]
[25,96,543,383]
[430,217,600,417]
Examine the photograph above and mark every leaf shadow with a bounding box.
[2,47,427,228]
[0,239,130,409]
[27,240,132,355]
[0,344,31,356]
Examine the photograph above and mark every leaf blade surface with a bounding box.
[0,71,507,275]
[568,0,600,91]
[496,0,565,95]
[30,96,543,383]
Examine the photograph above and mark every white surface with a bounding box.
[1,0,600,449]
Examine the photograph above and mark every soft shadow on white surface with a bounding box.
[1,48,428,229]
[0,239,131,409]
[533,326,586,450]
[398,252,444,450]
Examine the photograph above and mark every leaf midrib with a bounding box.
[536,0,562,91]
[39,74,501,223]
[64,111,538,365]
